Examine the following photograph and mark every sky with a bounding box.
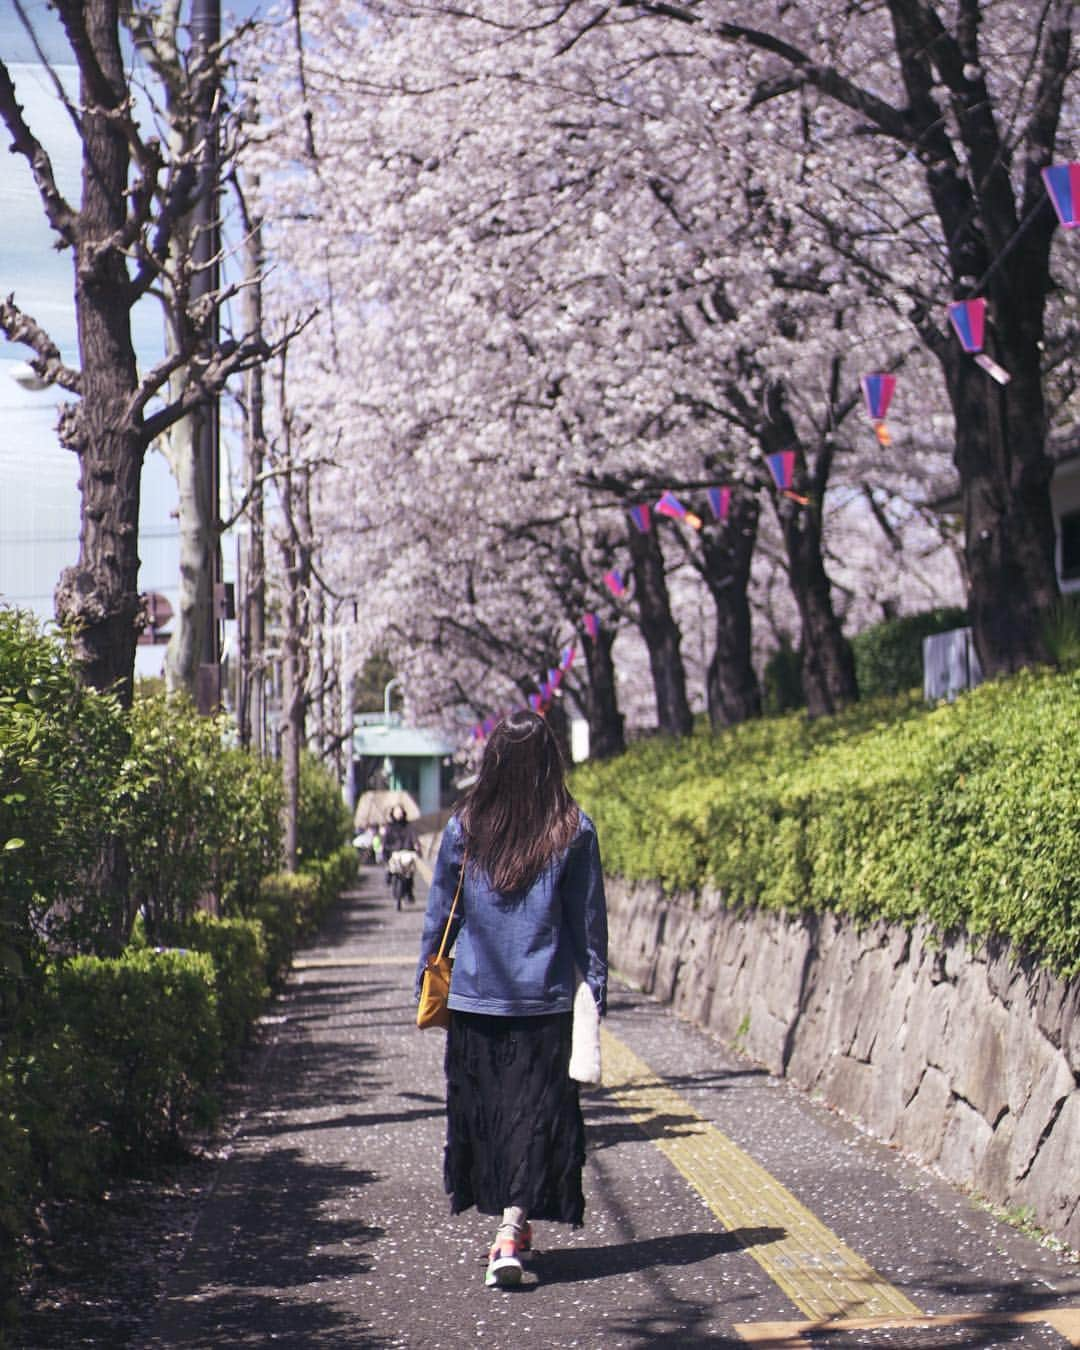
[0,0,267,674]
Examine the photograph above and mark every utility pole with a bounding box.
[237,186,267,751]
[192,0,222,713]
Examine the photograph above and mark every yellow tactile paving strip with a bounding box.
[733,1308,1080,1347]
[601,1026,923,1323]
[601,1028,1080,1345]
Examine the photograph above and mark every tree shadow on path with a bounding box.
[529,1226,786,1285]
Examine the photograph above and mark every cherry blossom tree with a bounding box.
[515,0,1079,677]
[240,0,967,745]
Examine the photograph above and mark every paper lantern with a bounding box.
[765,449,808,503]
[1042,162,1080,228]
[603,568,626,598]
[947,298,1010,385]
[656,490,702,531]
[860,373,896,447]
[707,486,732,523]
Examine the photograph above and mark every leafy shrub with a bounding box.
[208,747,284,913]
[0,617,284,987]
[297,751,351,865]
[851,606,968,698]
[301,846,358,925]
[19,949,221,1186]
[573,669,1080,976]
[1040,595,1080,671]
[162,915,268,1064]
[252,872,320,988]
[0,609,131,986]
[124,694,283,941]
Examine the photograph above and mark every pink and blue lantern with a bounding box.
[629,503,652,533]
[947,299,986,353]
[603,568,626,598]
[947,298,1010,385]
[767,449,796,491]
[656,490,702,531]
[528,693,542,712]
[707,486,731,523]
[1042,162,1080,228]
[860,373,896,446]
[560,643,576,671]
[583,613,599,640]
[766,449,808,505]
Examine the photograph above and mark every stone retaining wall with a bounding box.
[607,877,1080,1250]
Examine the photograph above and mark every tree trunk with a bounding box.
[581,621,625,760]
[163,404,215,695]
[945,318,1058,676]
[700,488,761,728]
[278,454,313,870]
[627,524,694,737]
[777,494,859,717]
[760,384,858,717]
[53,1,142,707]
[885,0,1065,673]
[238,216,268,750]
[280,530,303,871]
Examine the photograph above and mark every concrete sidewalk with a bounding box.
[137,873,1080,1348]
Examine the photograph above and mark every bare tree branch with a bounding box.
[0,296,82,392]
[0,61,79,245]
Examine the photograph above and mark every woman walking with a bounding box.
[415,709,608,1289]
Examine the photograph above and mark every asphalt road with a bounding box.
[136,871,1080,1349]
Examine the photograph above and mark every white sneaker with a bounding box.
[484,1233,524,1288]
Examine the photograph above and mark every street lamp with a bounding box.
[384,676,403,721]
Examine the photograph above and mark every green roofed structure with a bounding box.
[351,714,457,818]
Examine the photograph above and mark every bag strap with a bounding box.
[434,852,467,963]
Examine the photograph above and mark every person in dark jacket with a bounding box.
[415,709,607,1290]
[383,803,420,858]
[383,804,421,901]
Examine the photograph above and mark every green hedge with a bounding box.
[162,914,268,1065]
[252,872,321,989]
[17,949,221,1192]
[302,846,358,922]
[1,611,358,1342]
[252,846,355,988]
[572,668,1080,977]
[297,751,352,865]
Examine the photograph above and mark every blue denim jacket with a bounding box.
[414,811,608,1018]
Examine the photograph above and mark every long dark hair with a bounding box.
[459,710,579,894]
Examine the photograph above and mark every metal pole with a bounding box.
[192,0,222,707]
[383,676,402,721]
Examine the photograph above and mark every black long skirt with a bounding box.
[443,1010,585,1225]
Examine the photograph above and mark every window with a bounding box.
[1061,508,1080,581]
